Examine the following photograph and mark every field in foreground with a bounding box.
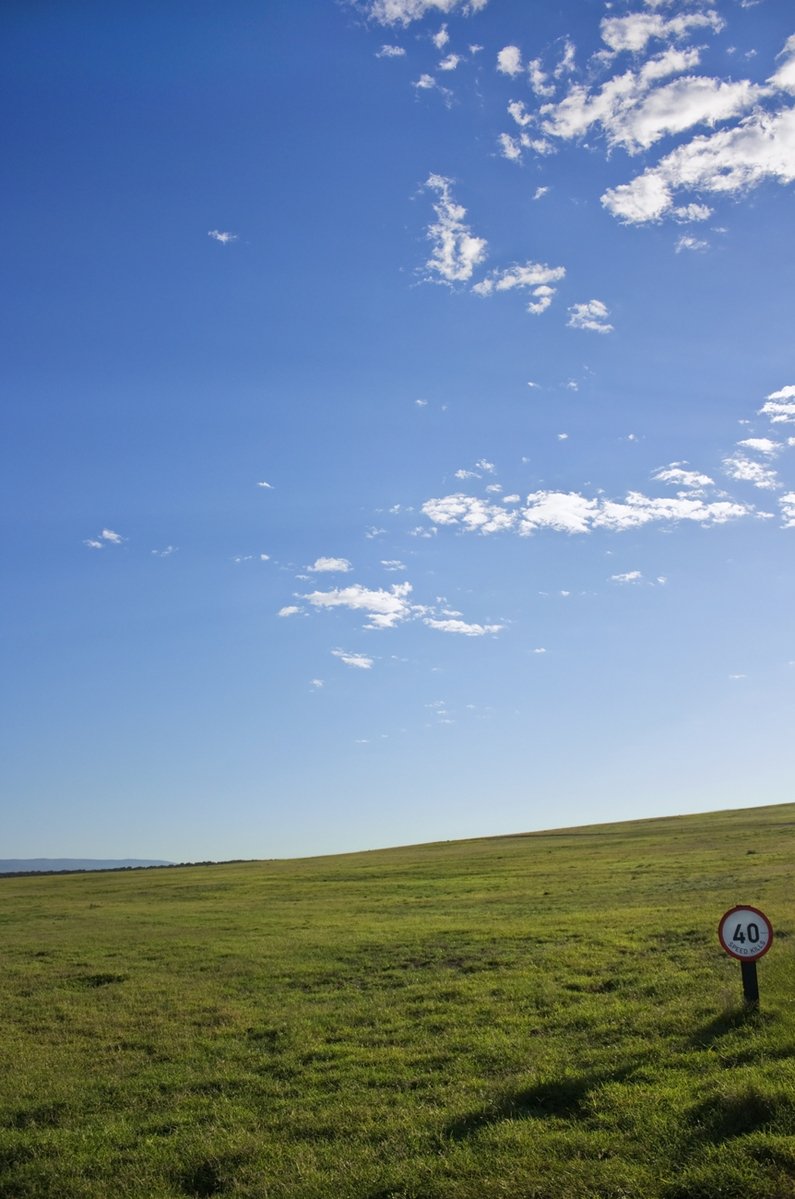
[1,805,794,1199]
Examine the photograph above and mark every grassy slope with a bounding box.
[1,803,794,1199]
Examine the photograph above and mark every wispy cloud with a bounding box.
[278,605,302,617]
[473,260,566,314]
[85,528,125,548]
[307,557,353,573]
[738,438,781,456]
[208,230,237,244]
[332,649,374,669]
[362,0,489,28]
[722,454,780,490]
[567,300,613,333]
[652,464,714,492]
[303,581,416,629]
[413,74,453,103]
[602,100,795,225]
[422,489,753,536]
[424,617,503,635]
[376,44,406,57]
[422,174,488,284]
[152,546,177,558]
[675,234,708,253]
[760,385,795,424]
[599,9,724,55]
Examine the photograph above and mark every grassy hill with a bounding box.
[1,804,793,1198]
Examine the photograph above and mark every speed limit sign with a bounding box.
[718,905,773,961]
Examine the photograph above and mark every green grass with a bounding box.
[1,803,794,1198]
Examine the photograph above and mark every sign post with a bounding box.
[718,905,773,1008]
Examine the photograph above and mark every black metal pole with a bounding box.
[741,960,759,1007]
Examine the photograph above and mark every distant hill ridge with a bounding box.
[0,859,172,875]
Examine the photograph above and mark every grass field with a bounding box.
[1,804,794,1198]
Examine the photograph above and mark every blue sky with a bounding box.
[2,0,794,861]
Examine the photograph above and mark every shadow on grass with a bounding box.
[445,1075,592,1140]
[689,1086,782,1143]
[690,1006,768,1049]
[445,1058,648,1141]
[178,1161,224,1197]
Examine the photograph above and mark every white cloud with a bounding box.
[422,493,517,534]
[303,581,415,629]
[363,0,488,26]
[432,24,449,49]
[424,617,503,635]
[780,493,795,528]
[208,230,237,244]
[476,458,495,473]
[557,432,569,441]
[567,299,613,333]
[533,186,549,201]
[672,202,713,222]
[454,468,479,480]
[310,679,324,689]
[497,45,522,77]
[611,570,643,584]
[308,557,353,573]
[84,539,103,549]
[675,234,708,252]
[532,647,547,654]
[376,44,406,57]
[653,464,714,490]
[472,260,566,313]
[599,9,724,55]
[722,454,780,490]
[528,58,554,98]
[278,606,302,617]
[539,48,702,145]
[770,34,795,95]
[507,100,534,128]
[381,559,407,571]
[439,53,461,71]
[260,553,271,561]
[332,649,374,669]
[257,480,274,489]
[152,546,177,558]
[413,73,452,104]
[555,38,576,78]
[421,488,753,537]
[602,104,795,224]
[738,438,781,456]
[415,398,428,406]
[423,174,488,284]
[760,385,795,424]
[498,131,556,161]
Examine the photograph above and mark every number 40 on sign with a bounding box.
[718,905,773,1007]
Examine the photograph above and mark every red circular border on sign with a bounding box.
[718,904,773,961]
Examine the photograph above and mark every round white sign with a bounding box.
[718,905,773,961]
